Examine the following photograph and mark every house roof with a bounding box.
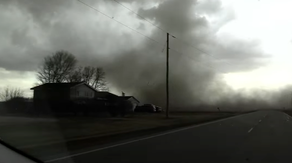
[30,82,85,90]
[119,96,140,103]
[95,92,119,99]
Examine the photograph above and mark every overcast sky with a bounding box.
[1,0,292,107]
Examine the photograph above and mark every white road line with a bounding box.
[45,112,257,163]
[248,127,253,133]
[284,113,292,118]
[282,113,292,122]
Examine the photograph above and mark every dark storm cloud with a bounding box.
[0,0,264,72]
[2,0,72,21]
[0,0,119,71]
[0,0,73,71]
[0,0,275,110]
[138,0,207,34]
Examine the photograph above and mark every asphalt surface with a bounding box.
[42,111,292,163]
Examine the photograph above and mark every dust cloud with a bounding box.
[104,0,283,111]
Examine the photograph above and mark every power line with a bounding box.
[77,0,163,46]
[172,38,210,55]
[169,48,221,72]
[112,0,168,34]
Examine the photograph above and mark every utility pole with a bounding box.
[166,33,169,118]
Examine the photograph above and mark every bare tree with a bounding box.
[0,87,24,101]
[82,66,96,84]
[37,50,77,83]
[68,66,108,91]
[67,66,83,82]
[93,67,108,91]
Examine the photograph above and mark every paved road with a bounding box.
[44,111,292,163]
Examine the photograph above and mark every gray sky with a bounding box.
[1,0,292,109]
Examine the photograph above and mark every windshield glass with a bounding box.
[1,0,292,162]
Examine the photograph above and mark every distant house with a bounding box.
[119,96,140,111]
[30,82,98,114]
[94,93,140,116]
[30,82,97,101]
[30,82,140,116]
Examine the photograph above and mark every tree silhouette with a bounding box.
[37,50,77,83]
[0,87,24,101]
[68,66,108,91]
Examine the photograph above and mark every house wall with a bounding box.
[33,89,71,114]
[33,90,47,100]
[70,84,95,99]
[128,97,139,111]
[33,90,70,100]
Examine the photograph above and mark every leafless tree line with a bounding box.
[37,50,108,91]
[0,87,24,101]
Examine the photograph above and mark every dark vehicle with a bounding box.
[134,104,156,113]
[155,106,163,113]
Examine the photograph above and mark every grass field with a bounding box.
[0,112,238,148]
